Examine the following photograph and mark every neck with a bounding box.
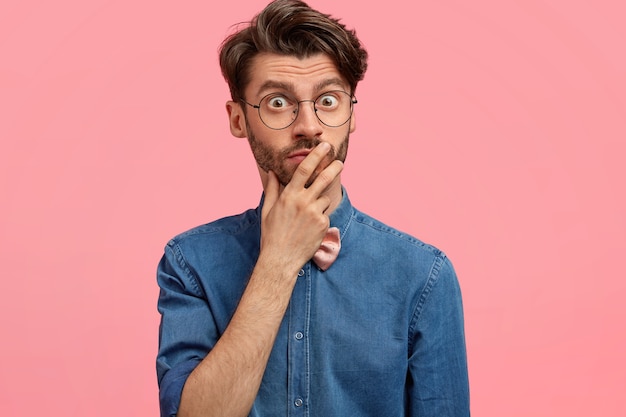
[317,176,343,215]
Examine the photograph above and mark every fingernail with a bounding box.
[319,142,330,151]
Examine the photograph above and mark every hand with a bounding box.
[259,142,343,271]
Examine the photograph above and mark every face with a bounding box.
[227,53,356,187]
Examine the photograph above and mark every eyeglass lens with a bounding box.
[258,90,354,130]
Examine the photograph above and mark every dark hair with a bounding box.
[219,0,368,101]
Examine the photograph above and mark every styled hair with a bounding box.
[219,0,368,101]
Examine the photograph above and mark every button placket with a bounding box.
[288,264,309,415]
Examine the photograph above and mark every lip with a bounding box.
[286,149,312,162]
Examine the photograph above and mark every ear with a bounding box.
[226,101,247,138]
[349,110,356,133]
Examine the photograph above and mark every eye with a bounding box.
[316,93,340,110]
[265,95,291,110]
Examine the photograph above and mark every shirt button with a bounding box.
[298,269,304,277]
[294,331,304,340]
[294,398,303,407]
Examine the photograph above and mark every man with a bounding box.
[156,0,470,416]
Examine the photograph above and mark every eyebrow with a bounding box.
[256,80,294,97]
[314,77,348,93]
[255,77,349,98]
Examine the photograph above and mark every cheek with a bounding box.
[349,113,356,133]
[249,139,274,162]
[333,135,349,162]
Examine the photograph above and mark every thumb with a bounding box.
[261,170,280,221]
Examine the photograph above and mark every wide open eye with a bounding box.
[264,95,293,111]
[316,93,340,110]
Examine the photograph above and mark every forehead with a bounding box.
[245,53,348,98]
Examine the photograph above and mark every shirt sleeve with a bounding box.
[156,240,219,417]
[407,254,470,416]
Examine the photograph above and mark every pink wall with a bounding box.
[1,1,624,415]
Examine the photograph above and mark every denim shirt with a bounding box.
[156,189,470,416]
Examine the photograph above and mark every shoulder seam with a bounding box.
[166,240,204,296]
[351,210,434,252]
[407,252,449,351]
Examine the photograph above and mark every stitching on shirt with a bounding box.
[407,254,447,352]
[168,241,204,297]
[352,211,437,253]
[339,207,356,238]
[172,207,261,239]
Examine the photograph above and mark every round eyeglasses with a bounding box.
[240,90,357,130]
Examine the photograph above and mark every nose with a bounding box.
[291,100,323,138]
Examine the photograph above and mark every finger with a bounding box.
[306,159,344,196]
[261,170,280,221]
[310,194,333,217]
[287,142,331,189]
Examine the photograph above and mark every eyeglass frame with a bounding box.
[239,90,358,130]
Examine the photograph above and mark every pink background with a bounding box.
[1,0,624,415]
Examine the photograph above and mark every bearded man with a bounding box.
[156,1,470,416]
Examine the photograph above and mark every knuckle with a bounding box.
[317,168,337,185]
[316,171,331,184]
[319,215,330,230]
[295,162,311,177]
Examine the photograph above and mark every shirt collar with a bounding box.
[328,186,354,240]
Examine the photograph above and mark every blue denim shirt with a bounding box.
[156,189,470,416]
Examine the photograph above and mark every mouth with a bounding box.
[286,149,312,163]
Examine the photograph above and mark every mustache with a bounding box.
[278,138,336,160]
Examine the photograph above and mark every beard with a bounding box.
[246,124,350,187]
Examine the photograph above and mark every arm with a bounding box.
[407,255,470,416]
[174,143,343,417]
